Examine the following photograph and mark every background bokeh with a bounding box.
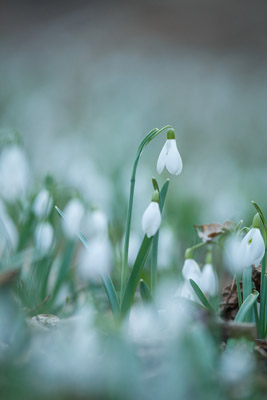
[1,0,267,248]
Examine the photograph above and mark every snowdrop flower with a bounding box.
[224,235,244,275]
[182,258,202,287]
[201,263,218,296]
[157,128,183,175]
[62,198,85,239]
[141,190,161,238]
[0,145,30,202]
[82,209,108,239]
[240,228,265,268]
[77,237,112,283]
[219,346,255,385]
[33,189,53,218]
[34,222,54,254]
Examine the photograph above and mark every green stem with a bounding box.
[236,275,242,308]
[242,266,252,322]
[151,231,159,296]
[120,125,171,301]
[259,252,266,338]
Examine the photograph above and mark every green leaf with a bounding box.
[140,279,153,303]
[234,290,259,323]
[189,279,215,312]
[55,206,119,315]
[251,200,267,244]
[121,235,153,315]
[121,180,170,316]
[242,266,252,322]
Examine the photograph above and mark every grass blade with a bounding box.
[189,279,215,312]
[140,279,153,303]
[234,290,259,322]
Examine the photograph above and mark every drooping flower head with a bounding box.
[142,190,161,238]
[157,128,183,176]
[240,227,265,268]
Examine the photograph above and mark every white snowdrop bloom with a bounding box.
[0,145,31,202]
[219,347,255,385]
[126,304,161,341]
[62,198,85,239]
[175,281,195,301]
[224,235,244,275]
[157,129,183,176]
[77,238,112,283]
[182,259,202,287]
[82,209,108,239]
[200,263,218,296]
[33,189,53,218]
[240,228,265,268]
[127,232,141,265]
[0,200,18,255]
[34,222,54,254]
[142,199,161,238]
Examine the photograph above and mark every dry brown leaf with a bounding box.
[194,221,234,242]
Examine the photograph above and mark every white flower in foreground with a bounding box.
[240,228,265,268]
[219,346,255,385]
[33,189,53,218]
[35,222,54,254]
[62,198,85,239]
[141,191,161,238]
[157,128,183,175]
[0,145,30,202]
[201,263,218,296]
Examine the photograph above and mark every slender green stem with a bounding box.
[151,232,159,296]
[259,252,266,338]
[242,266,252,322]
[120,125,171,301]
[236,275,242,308]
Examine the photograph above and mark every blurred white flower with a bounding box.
[182,259,202,287]
[142,201,161,238]
[33,189,53,218]
[82,209,108,239]
[219,347,255,385]
[0,200,18,255]
[126,304,161,341]
[0,145,30,202]
[157,130,182,175]
[224,235,244,275]
[62,198,85,239]
[200,263,218,296]
[77,237,112,283]
[240,228,265,268]
[127,232,141,265]
[35,222,54,253]
[175,281,195,301]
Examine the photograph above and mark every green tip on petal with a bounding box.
[252,213,261,229]
[167,128,175,140]
[151,190,160,204]
[185,247,194,259]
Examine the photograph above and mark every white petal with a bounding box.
[142,202,161,238]
[157,141,167,174]
[182,259,201,285]
[240,228,265,268]
[201,264,218,296]
[166,139,183,175]
[62,199,85,239]
[35,222,54,253]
